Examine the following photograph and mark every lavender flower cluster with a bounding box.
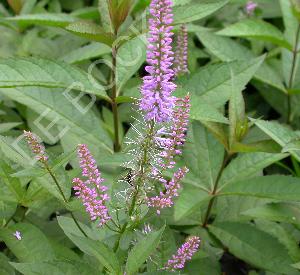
[165,236,201,271]
[73,144,111,227]
[23,130,48,162]
[140,0,177,123]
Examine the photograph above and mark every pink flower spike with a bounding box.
[174,24,189,76]
[140,0,177,123]
[147,167,188,213]
[13,231,22,241]
[159,95,191,169]
[73,144,111,227]
[165,236,201,271]
[23,130,48,162]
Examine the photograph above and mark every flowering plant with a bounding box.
[1,0,300,274]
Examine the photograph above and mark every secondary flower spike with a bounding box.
[140,0,176,123]
[158,95,191,169]
[165,236,201,271]
[147,167,188,214]
[174,24,189,76]
[23,130,48,162]
[73,144,111,226]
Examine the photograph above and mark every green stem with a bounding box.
[287,23,300,124]
[44,163,88,237]
[202,153,230,227]
[111,45,121,152]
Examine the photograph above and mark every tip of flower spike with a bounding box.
[23,130,48,162]
[74,144,111,227]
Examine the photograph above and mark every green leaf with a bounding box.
[208,222,297,273]
[184,121,224,191]
[59,42,111,64]
[65,21,115,46]
[65,234,121,274]
[255,220,300,262]
[0,160,24,202]
[218,152,287,189]
[0,57,109,99]
[10,260,99,275]
[0,122,22,134]
[0,87,113,159]
[242,202,300,226]
[196,29,286,92]
[0,253,15,275]
[220,175,300,202]
[6,13,77,27]
[217,19,292,50]
[117,34,147,93]
[125,225,165,275]
[57,216,98,240]
[98,0,112,33]
[253,119,300,161]
[283,140,300,152]
[173,0,228,24]
[178,56,264,108]
[0,223,55,262]
[174,185,210,222]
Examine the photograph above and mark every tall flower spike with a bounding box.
[73,144,111,227]
[147,167,188,214]
[140,0,176,123]
[158,95,191,169]
[174,24,188,76]
[165,236,201,271]
[23,130,48,162]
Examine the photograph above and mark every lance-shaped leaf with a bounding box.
[173,0,228,24]
[218,152,287,189]
[196,29,286,92]
[209,222,297,274]
[220,175,300,201]
[6,13,77,27]
[0,57,109,100]
[253,119,300,161]
[0,223,55,262]
[217,19,292,50]
[65,21,115,46]
[125,225,165,275]
[11,260,100,275]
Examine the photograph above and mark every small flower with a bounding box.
[140,0,177,123]
[174,24,189,76]
[164,236,201,271]
[13,231,22,241]
[73,144,110,227]
[147,167,188,214]
[23,130,48,162]
[245,1,258,15]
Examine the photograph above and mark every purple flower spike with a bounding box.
[174,24,189,76]
[147,167,188,214]
[165,236,201,271]
[159,95,191,169]
[140,0,177,123]
[73,144,111,227]
[23,130,48,162]
[245,1,258,15]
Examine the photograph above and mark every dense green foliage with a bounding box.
[1,0,300,274]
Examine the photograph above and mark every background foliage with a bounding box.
[1,0,300,274]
